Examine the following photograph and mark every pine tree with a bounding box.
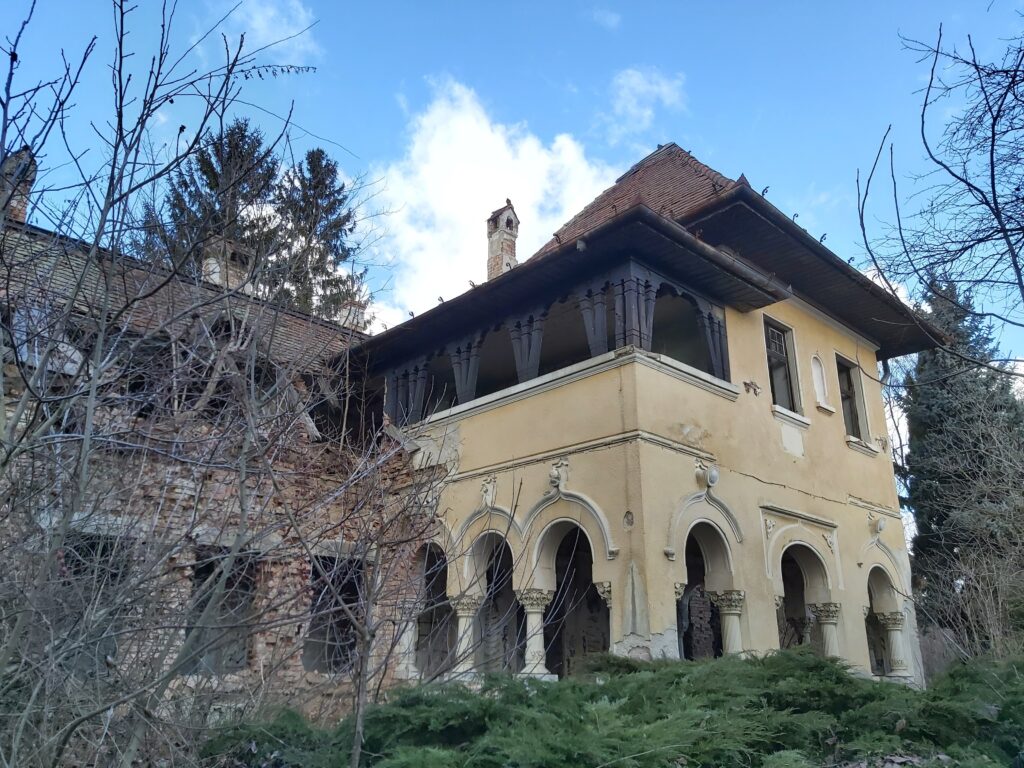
[271,148,362,319]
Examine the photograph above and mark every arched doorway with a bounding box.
[865,566,899,675]
[777,544,830,653]
[541,524,609,678]
[413,543,455,677]
[470,533,524,673]
[677,523,731,660]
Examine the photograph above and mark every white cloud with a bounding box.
[368,79,618,330]
[232,0,321,64]
[605,67,685,145]
[591,8,621,30]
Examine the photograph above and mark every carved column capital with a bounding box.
[594,581,612,607]
[515,588,554,613]
[810,602,841,625]
[674,582,688,601]
[878,611,905,631]
[451,594,483,617]
[710,589,745,615]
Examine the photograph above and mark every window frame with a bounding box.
[762,316,802,415]
[834,354,868,441]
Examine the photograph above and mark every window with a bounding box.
[835,356,864,439]
[303,556,363,672]
[61,533,129,675]
[764,319,798,412]
[183,548,258,675]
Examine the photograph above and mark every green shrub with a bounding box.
[201,650,1024,767]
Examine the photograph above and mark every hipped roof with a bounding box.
[358,143,939,366]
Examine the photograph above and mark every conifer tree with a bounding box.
[139,118,280,276]
[900,280,1024,652]
[272,148,362,319]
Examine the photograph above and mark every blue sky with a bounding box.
[10,0,1024,350]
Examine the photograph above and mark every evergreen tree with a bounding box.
[140,118,280,276]
[272,148,362,318]
[901,280,1024,651]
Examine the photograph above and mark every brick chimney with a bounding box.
[1,146,37,224]
[486,199,519,281]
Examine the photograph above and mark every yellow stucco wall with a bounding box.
[413,296,921,683]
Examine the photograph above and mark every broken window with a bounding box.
[182,547,258,675]
[302,556,363,673]
[415,544,455,677]
[60,533,130,675]
[764,319,798,412]
[836,356,864,439]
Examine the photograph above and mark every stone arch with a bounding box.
[777,542,831,651]
[538,522,610,678]
[864,565,900,675]
[683,520,734,592]
[455,505,522,553]
[464,532,525,673]
[524,489,618,564]
[666,491,743,561]
[676,521,732,660]
[411,542,455,678]
[766,523,840,590]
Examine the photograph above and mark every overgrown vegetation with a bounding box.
[203,649,1024,767]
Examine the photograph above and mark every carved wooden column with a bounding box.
[810,602,842,657]
[451,594,482,677]
[878,611,909,674]
[577,288,609,358]
[694,297,730,381]
[384,370,399,421]
[612,280,626,348]
[711,590,745,655]
[638,279,657,351]
[510,311,546,383]
[515,588,554,677]
[449,334,484,404]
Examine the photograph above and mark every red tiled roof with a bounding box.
[535,143,738,257]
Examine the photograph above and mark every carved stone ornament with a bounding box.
[480,475,497,509]
[695,458,720,489]
[764,518,776,539]
[594,581,612,606]
[809,602,841,624]
[451,594,484,616]
[515,588,554,612]
[546,457,570,494]
[774,595,785,610]
[822,531,837,553]
[710,589,745,614]
[674,582,688,601]
[878,611,905,631]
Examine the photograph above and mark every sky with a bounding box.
[8,0,1024,351]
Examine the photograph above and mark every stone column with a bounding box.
[878,611,909,675]
[515,588,555,677]
[451,594,483,678]
[711,590,745,655]
[810,602,841,658]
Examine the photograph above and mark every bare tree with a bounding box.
[857,25,1024,365]
[0,3,456,766]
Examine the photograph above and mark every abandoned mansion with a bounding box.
[1,142,933,720]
